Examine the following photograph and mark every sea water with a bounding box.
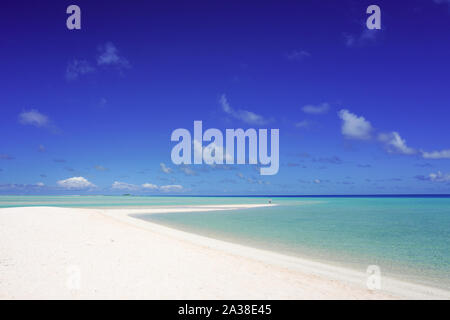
[1,195,449,289]
[140,197,450,290]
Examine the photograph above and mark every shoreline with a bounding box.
[1,205,449,299]
[101,205,450,299]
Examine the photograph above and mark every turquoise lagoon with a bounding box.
[1,195,449,290]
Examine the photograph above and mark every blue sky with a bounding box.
[1,0,450,195]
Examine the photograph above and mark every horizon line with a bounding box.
[1,194,450,198]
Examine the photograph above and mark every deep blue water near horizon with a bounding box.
[1,195,449,290]
[0,194,449,208]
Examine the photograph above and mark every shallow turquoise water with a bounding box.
[1,195,449,289]
[139,197,450,290]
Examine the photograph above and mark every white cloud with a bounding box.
[427,171,450,182]
[378,132,416,155]
[159,184,183,192]
[180,166,196,176]
[335,110,446,159]
[97,42,130,69]
[18,109,50,127]
[302,103,330,115]
[220,94,233,113]
[219,94,268,125]
[110,181,182,192]
[160,162,173,174]
[65,59,95,80]
[338,109,373,140]
[314,179,321,184]
[57,177,96,189]
[111,181,139,191]
[422,149,450,159]
[36,182,44,187]
[142,183,158,190]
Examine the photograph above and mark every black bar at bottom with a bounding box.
[1,300,448,319]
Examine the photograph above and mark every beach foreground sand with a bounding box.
[0,206,448,300]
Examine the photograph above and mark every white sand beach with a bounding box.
[0,205,449,300]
